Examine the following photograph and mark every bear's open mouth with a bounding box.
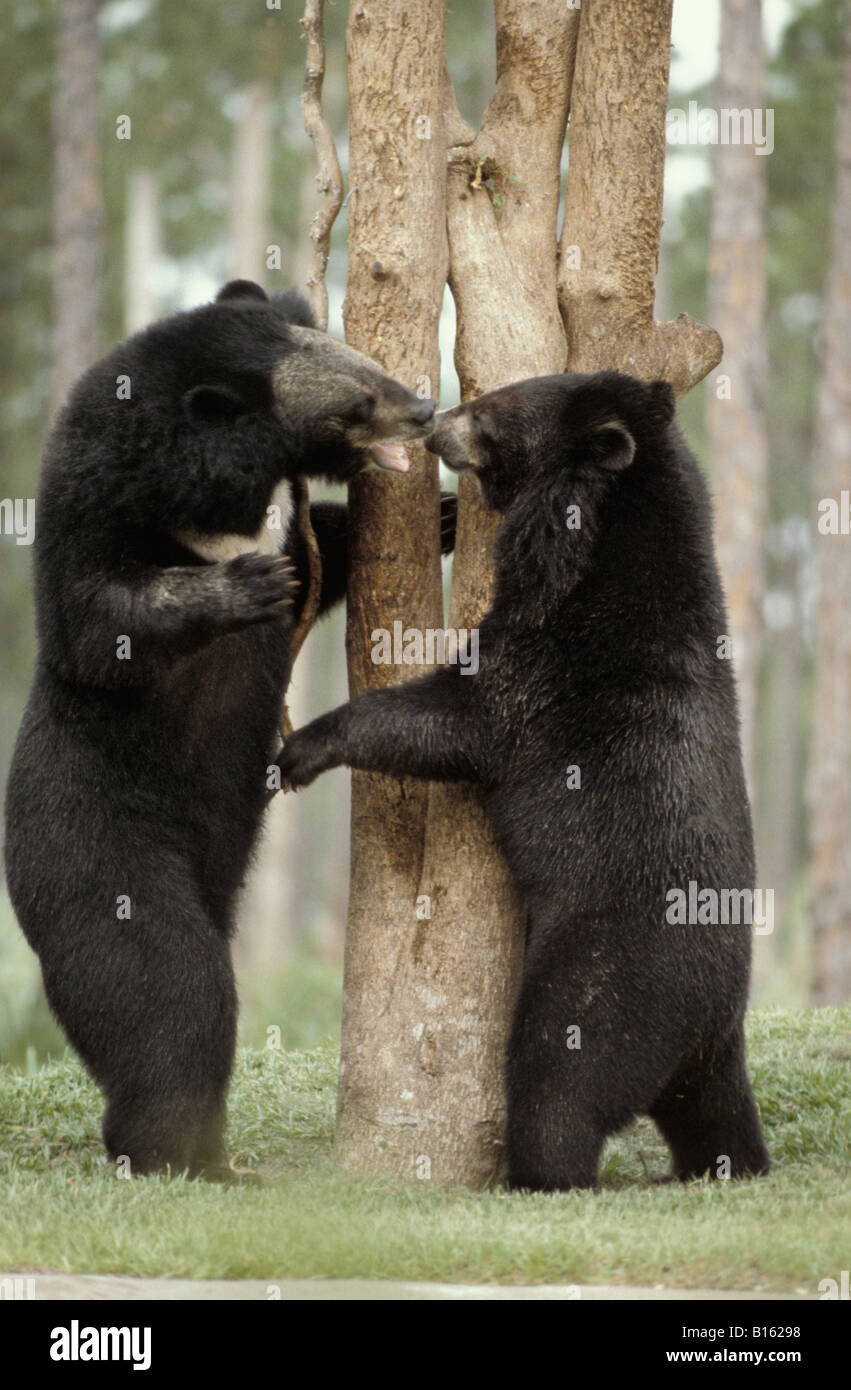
[368,441,411,472]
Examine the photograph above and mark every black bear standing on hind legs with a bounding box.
[279,370,771,1192]
[4,279,453,1180]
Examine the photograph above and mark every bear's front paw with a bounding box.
[224,551,299,627]
[276,720,340,791]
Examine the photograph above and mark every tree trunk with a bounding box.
[124,171,159,334]
[228,83,272,286]
[754,567,802,998]
[401,0,580,1187]
[336,0,724,1186]
[559,0,722,393]
[705,0,768,787]
[52,0,102,415]
[808,7,851,1006]
[335,0,450,1180]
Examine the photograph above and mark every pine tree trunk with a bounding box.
[808,8,851,1006]
[228,83,272,286]
[124,171,159,334]
[706,0,768,788]
[52,0,101,415]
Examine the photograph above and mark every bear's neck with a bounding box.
[172,478,293,563]
[493,473,604,623]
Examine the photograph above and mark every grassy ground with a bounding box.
[0,1006,848,1291]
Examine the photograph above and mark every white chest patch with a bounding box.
[173,479,294,563]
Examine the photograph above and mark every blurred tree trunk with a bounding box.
[228,79,283,976]
[292,161,319,294]
[808,8,851,1006]
[124,171,159,334]
[52,0,101,415]
[337,0,722,1187]
[228,83,272,285]
[756,552,803,1000]
[236,667,309,972]
[705,0,768,789]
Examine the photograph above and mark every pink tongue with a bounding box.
[370,442,411,472]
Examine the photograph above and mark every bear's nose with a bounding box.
[408,397,436,426]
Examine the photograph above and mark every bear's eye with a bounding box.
[472,411,496,444]
[346,394,376,424]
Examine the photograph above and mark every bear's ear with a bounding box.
[182,383,253,427]
[216,280,269,304]
[648,379,676,426]
[273,288,316,329]
[588,420,636,472]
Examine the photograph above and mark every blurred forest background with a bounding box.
[0,0,848,1067]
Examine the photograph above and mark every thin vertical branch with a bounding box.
[301,0,344,331]
[281,1,345,739]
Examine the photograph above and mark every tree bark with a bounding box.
[335,0,450,1180]
[705,0,768,787]
[808,7,851,1005]
[558,0,722,395]
[401,0,579,1188]
[52,0,102,416]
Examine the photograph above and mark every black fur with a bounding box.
[278,371,770,1192]
[4,281,441,1178]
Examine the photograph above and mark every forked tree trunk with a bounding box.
[808,8,851,1006]
[705,0,768,789]
[52,0,102,415]
[337,0,723,1186]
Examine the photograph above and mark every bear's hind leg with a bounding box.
[505,1093,605,1192]
[505,968,607,1191]
[100,925,237,1178]
[103,1085,228,1179]
[650,1029,770,1181]
[42,877,237,1179]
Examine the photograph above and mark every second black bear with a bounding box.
[4,279,449,1179]
[278,370,771,1191]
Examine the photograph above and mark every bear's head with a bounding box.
[425,371,676,513]
[151,278,436,479]
[55,280,435,540]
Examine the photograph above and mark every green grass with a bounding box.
[0,1007,848,1291]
